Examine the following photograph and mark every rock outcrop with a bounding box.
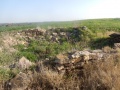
[50,49,113,73]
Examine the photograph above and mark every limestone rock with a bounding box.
[71,51,90,64]
[70,50,106,64]
[18,56,34,69]
[56,64,64,71]
[71,51,80,59]
[114,43,120,48]
[91,49,103,53]
[71,51,90,59]
[54,54,69,64]
[52,32,58,36]
[60,32,66,36]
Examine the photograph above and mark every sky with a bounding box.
[0,0,120,23]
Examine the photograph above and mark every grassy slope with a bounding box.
[0,18,120,64]
[0,18,120,81]
[1,18,120,32]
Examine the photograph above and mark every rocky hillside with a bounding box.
[0,26,120,90]
[4,46,120,90]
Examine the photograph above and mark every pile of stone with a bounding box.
[5,49,115,90]
[53,50,110,73]
[17,26,89,44]
[21,28,46,37]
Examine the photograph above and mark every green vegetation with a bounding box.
[1,18,120,32]
[0,23,35,32]
[0,18,120,85]
[16,40,72,62]
[81,18,120,32]
[0,18,119,62]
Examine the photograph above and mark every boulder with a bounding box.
[71,51,90,64]
[6,72,32,90]
[71,51,80,59]
[60,32,66,36]
[52,32,58,36]
[56,64,64,71]
[71,51,90,59]
[18,56,34,69]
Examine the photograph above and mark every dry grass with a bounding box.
[25,54,120,90]
[102,46,112,53]
[82,59,120,90]
[28,62,81,90]
[95,31,116,39]
[1,45,120,90]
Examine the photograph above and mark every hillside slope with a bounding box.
[0,18,120,90]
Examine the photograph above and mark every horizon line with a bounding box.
[0,18,119,24]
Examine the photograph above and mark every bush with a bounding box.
[18,52,38,62]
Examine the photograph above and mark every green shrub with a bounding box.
[18,52,37,62]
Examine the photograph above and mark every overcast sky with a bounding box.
[0,0,120,23]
